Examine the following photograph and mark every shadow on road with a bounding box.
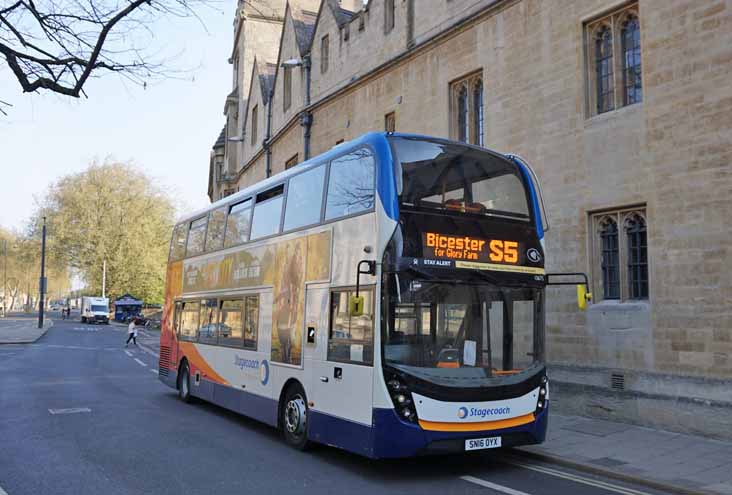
[156,388,515,481]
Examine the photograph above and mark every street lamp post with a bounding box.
[38,217,47,329]
[2,239,7,317]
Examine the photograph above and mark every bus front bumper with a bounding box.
[371,404,548,459]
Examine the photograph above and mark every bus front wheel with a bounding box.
[178,361,193,403]
[282,383,310,450]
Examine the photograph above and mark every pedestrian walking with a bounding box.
[125,317,139,347]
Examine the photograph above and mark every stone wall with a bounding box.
[213,0,732,435]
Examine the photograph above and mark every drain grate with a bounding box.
[610,372,625,390]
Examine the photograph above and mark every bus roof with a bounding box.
[177,132,392,225]
[176,132,543,232]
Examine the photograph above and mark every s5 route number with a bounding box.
[488,240,518,263]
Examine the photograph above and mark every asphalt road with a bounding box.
[0,313,670,495]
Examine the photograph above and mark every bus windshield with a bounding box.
[390,136,530,221]
[383,273,544,386]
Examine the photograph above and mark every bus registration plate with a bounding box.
[465,436,502,451]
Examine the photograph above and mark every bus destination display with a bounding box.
[424,232,519,264]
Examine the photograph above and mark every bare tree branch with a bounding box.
[1,0,219,101]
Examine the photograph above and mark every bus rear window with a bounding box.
[390,137,530,220]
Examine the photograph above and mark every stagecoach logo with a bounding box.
[458,406,511,419]
[260,360,270,386]
[527,248,542,263]
[233,356,270,386]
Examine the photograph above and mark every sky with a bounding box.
[0,3,234,233]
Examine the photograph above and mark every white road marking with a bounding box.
[137,342,159,358]
[134,358,147,367]
[48,407,91,415]
[460,476,531,495]
[150,368,159,374]
[0,483,7,494]
[124,350,133,357]
[507,460,654,495]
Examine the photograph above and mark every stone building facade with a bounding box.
[207,0,732,438]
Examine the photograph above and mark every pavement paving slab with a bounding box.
[520,412,732,495]
[0,315,53,343]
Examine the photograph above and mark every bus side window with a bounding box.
[186,217,207,257]
[170,224,187,261]
[224,198,252,248]
[173,301,183,335]
[327,289,374,365]
[283,164,326,231]
[324,149,375,221]
[205,206,228,252]
[219,299,244,347]
[243,295,259,350]
[198,299,219,344]
[251,185,285,240]
[179,301,200,342]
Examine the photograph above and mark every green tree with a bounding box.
[34,161,176,304]
[0,226,71,311]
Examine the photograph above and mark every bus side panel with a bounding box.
[308,411,374,458]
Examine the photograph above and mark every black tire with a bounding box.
[81,317,86,324]
[178,362,193,403]
[281,383,310,450]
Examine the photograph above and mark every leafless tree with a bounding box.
[0,0,218,113]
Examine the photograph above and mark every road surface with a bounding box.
[0,313,669,495]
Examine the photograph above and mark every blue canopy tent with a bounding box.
[114,294,143,322]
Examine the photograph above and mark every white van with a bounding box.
[80,297,110,324]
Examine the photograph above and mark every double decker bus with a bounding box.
[159,132,562,458]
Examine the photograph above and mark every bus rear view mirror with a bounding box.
[349,296,364,317]
[577,284,592,310]
[546,272,592,311]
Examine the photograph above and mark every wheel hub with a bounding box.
[285,396,306,435]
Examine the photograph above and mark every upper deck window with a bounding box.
[225,198,252,248]
[205,206,227,252]
[324,148,375,221]
[169,223,187,261]
[251,185,284,240]
[390,137,530,221]
[186,216,207,257]
[283,164,326,231]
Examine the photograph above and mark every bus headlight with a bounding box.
[537,376,548,412]
[386,374,418,424]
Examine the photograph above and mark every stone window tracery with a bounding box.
[585,4,642,117]
[591,207,649,301]
[450,72,484,146]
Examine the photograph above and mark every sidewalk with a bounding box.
[518,413,732,495]
[0,316,53,344]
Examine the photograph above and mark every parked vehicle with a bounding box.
[80,297,110,324]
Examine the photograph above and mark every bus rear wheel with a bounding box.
[178,362,193,403]
[282,383,309,450]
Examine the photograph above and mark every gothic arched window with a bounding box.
[457,84,469,143]
[621,15,642,105]
[473,79,484,147]
[625,214,648,299]
[600,217,620,299]
[595,25,614,114]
